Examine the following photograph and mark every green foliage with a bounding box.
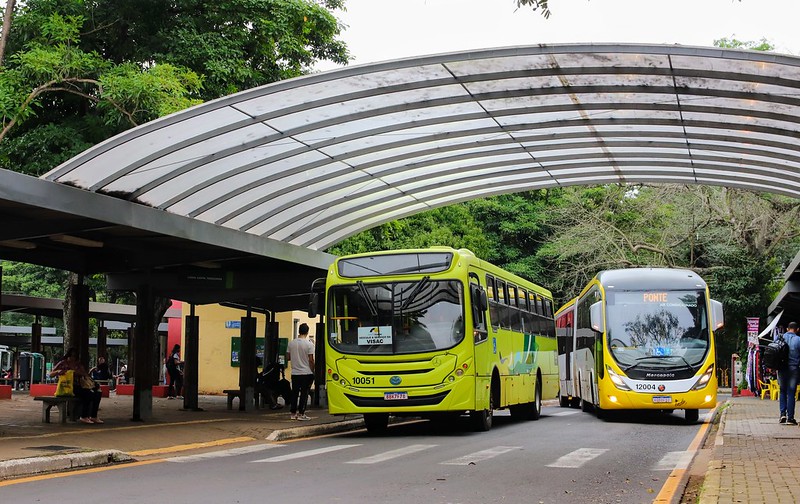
[327,204,490,259]
[82,0,349,100]
[714,37,774,52]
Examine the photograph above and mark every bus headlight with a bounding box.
[692,365,715,391]
[606,366,630,391]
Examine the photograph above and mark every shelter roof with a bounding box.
[42,43,800,253]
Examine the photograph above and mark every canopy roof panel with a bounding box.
[45,44,800,251]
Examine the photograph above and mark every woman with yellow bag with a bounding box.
[50,348,104,424]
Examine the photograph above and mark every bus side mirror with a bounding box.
[590,301,604,333]
[710,299,724,330]
[473,286,488,312]
[308,292,319,318]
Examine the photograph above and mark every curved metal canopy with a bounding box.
[44,43,800,251]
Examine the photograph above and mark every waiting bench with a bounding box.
[34,396,80,423]
[223,389,244,410]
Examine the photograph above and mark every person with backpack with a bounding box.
[166,344,184,400]
[776,322,800,425]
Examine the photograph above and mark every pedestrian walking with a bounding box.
[777,321,800,425]
[286,323,315,421]
[166,344,184,400]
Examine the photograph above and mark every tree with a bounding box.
[327,204,490,258]
[515,0,551,18]
[1,0,349,377]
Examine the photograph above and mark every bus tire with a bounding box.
[471,384,495,432]
[529,378,542,420]
[684,409,699,424]
[363,413,389,433]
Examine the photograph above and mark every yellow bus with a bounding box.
[554,268,724,423]
[319,247,558,432]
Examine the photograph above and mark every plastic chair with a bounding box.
[758,380,771,400]
[759,379,778,400]
[770,380,780,400]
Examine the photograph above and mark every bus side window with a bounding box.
[534,295,545,335]
[497,279,509,329]
[486,274,500,331]
[520,289,532,333]
[508,284,522,332]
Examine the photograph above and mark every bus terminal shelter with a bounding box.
[1,43,800,419]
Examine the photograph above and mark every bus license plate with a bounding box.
[384,392,408,400]
[652,396,672,404]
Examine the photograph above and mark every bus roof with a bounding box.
[595,268,707,290]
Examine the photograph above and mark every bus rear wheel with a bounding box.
[363,413,389,433]
[684,409,699,424]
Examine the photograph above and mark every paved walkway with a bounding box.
[2,389,799,503]
[701,394,800,504]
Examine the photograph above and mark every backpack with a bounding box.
[763,335,789,369]
[166,355,176,372]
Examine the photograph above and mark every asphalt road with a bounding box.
[1,404,706,504]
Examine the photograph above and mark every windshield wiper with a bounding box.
[356,280,378,317]
[629,354,695,370]
[400,275,431,310]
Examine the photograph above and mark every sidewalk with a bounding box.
[699,395,800,504]
[0,389,364,480]
[3,389,800,503]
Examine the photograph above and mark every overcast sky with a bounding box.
[317,0,800,71]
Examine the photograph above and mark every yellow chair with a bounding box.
[758,380,771,399]
[759,379,778,400]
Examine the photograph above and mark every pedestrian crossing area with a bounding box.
[165,441,697,471]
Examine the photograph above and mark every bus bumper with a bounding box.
[598,386,717,411]
[326,376,476,415]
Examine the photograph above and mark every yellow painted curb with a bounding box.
[128,436,256,457]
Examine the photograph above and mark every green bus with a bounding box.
[320,247,558,432]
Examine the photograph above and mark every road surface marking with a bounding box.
[440,446,521,465]
[653,404,717,504]
[347,444,438,464]
[653,451,694,471]
[549,410,580,417]
[167,443,282,463]
[546,448,609,468]
[251,444,361,462]
[129,436,256,457]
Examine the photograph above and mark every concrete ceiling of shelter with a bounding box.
[41,43,800,254]
[0,169,333,307]
[3,43,800,308]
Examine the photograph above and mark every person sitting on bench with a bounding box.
[50,348,104,425]
[256,361,289,410]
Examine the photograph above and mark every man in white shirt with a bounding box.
[286,323,315,420]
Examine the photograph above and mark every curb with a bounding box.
[0,450,132,480]
[689,400,730,504]
[266,418,366,441]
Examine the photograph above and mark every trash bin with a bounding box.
[30,353,45,384]
[17,352,32,389]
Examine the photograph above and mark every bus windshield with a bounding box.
[327,279,465,355]
[605,290,709,369]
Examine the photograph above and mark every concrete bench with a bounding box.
[33,396,81,423]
